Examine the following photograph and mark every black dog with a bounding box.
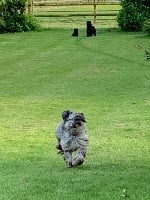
[72,28,78,37]
[86,21,96,37]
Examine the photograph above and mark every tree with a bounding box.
[117,0,150,31]
[0,0,39,33]
[0,0,6,32]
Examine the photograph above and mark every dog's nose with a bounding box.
[72,124,77,128]
[69,121,75,127]
[75,121,81,126]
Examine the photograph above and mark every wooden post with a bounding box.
[31,0,33,15]
[28,0,33,15]
[27,0,31,14]
[93,0,96,24]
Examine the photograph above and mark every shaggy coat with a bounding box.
[56,111,89,168]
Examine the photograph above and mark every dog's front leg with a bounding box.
[72,149,86,167]
[63,151,72,168]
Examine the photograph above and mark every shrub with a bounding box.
[0,18,5,32]
[0,0,39,33]
[0,0,6,32]
[117,0,150,32]
[143,19,150,35]
[23,14,39,32]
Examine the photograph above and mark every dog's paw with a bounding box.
[56,144,62,150]
[56,144,64,155]
[57,150,64,155]
[67,162,73,168]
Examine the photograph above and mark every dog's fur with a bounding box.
[86,21,96,37]
[55,110,89,168]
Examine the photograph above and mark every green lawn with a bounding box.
[0,29,150,200]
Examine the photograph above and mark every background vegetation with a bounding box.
[1,0,150,33]
[117,0,150,31]
[143,19,150,35]
[0,0,38,33]
[0,29,150,200]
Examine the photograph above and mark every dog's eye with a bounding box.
[75,118,80,121]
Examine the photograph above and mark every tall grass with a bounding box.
[0,29,150,200]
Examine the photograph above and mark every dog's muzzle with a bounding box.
[67,120,80,129]
[69,115,83,128]
[72,121,81,128]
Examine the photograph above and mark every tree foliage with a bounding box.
[0,0,6,31]
[0,0,39,33]
[117,0,150,31]
[143,19,150,35]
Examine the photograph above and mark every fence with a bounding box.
[27,0,121,27]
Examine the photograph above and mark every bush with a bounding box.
[23,14,39,32]
[143,19,150,35]
[0,18,5,32]
[0,0,6,32]
[117,0,150,32]
[0,0,39,33]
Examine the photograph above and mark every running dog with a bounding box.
[55,110,89,168]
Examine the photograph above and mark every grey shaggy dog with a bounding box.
[55,110,89,168]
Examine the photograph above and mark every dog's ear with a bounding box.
[62,110,71,121]
[80,113,86,122]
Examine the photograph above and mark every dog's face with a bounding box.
[62,110,86,133]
